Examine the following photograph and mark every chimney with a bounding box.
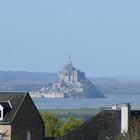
[112,104,117,110]
[121,103,131,134]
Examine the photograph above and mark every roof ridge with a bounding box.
[10,92,28,124]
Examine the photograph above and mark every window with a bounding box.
[27,131,31,140]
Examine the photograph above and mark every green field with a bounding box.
[40,108,102,121]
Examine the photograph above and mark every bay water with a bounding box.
[33,93,140,109]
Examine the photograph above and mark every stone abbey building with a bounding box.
[58,56,85,83]
[30,55,104,98]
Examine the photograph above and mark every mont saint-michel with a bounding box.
[30,56,104,98]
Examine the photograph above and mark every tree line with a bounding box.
[41,112,82,137]
[41,112,140,140]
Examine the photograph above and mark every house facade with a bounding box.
[0,92,44,140]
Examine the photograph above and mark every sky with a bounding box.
[0,0,140,77]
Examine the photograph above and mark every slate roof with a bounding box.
[60,110,121,140]
[0,92,27,124]
[59,109,140,140]
[131,110,140,118]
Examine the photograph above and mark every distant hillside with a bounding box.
[0,71,57,91]
[90,77,140,94]
[0,71,140,94]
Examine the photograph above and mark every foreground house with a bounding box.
[0,92,44,140]
[60,103,140,140]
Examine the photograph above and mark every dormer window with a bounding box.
[0,100,12,121]
[0,105,3,121]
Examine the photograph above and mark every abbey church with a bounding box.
[58,56,85,83]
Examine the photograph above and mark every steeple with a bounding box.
[68,54,72,65]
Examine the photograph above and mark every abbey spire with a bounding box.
[68,54,72,65]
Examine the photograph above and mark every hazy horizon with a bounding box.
[0,0,140,77]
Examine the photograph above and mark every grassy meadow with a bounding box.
[40,108,102,122]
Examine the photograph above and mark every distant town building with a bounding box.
[58,55,85,83]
